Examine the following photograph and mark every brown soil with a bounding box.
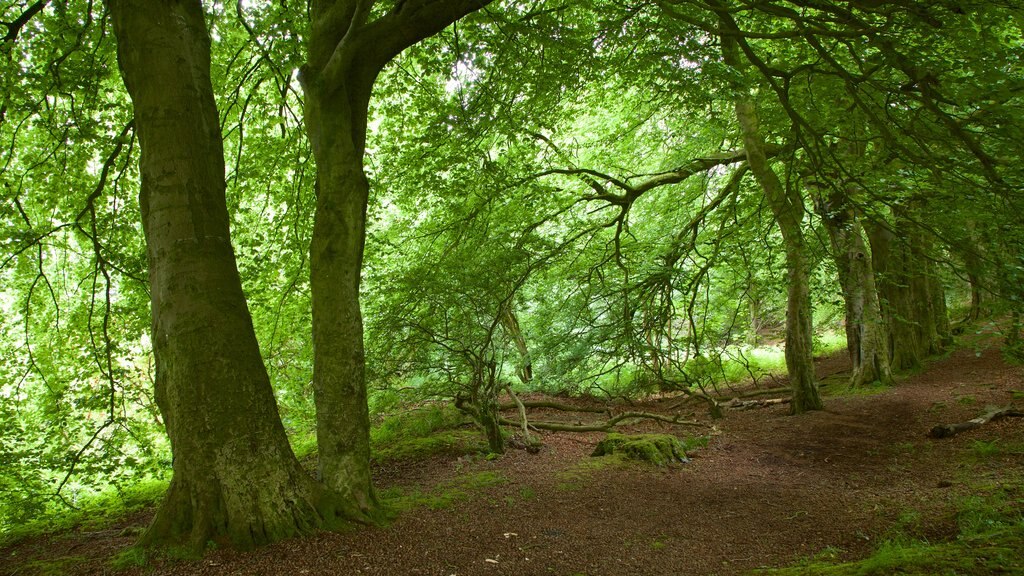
[3,341,1024,576]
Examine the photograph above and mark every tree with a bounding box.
[719,29,822,413]
[106,0,353,550]
[298,0,495,514]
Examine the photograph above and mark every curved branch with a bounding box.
[2,0,49,45]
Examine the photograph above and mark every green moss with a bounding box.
[825,380,893,398]
[760,480,1024,576]
[591,433,689,467]
[372,429,487,463]
[109,547,148,570]
[556,454,629,491]
[379,471,506,514]
[371,404,465,447]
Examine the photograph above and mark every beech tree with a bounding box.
[105,0,359,549]
[299,0,495,512]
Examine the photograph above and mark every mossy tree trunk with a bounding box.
[866,211,950,370]
[474,359,506,454]
[108,0,354,551]
[300,0,493,508]
[813,188,893,387]
[720,34,822,414]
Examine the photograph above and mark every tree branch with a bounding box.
[2,0,48,45]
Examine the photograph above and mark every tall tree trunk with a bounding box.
[813,190,893,387]
[721,35,822,413]
[299,0,493,512]
[108,0,352,551]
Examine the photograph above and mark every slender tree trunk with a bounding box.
[721,35,821,413]
[962,223,989,322]
[304,76,379,515]
[299,0,493,513]
[108,0,352,550]
[475,360,505,454]
[500,306,533,384]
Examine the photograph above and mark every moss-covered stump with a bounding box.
[590,433,690,466]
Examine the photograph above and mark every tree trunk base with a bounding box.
[591,433,690,466]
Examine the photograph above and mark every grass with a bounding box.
[0,478,167,548]
[555,453,630,491]
[825,379,893,398]
[758,479,1024,576]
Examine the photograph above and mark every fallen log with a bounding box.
[499,411,702,433]
[928,406,1024,439]
[726,397,791,410]
[498,400,608,414]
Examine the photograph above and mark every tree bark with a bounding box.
[813,189,893,387]
[928,407,1024,439]
[866,210,950,371]
[720,35,822,414]
[299,0,493,509]
[108,0,354,550]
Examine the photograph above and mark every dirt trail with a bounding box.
[4,343,1023,576]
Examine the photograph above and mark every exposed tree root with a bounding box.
[928,406,1024,438]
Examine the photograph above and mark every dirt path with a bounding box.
[4,342,1023,576]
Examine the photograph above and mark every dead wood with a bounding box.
[928,406,1024,439]
[501,411,702,433]
[726,397,791,410]
[498,400,609,414]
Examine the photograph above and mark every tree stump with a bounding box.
[591,433,690,466]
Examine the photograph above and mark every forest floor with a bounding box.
[3,336,1024,576]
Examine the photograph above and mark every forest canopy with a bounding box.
[1,0,1022,552]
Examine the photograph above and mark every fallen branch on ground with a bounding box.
[726,396,791,410]
[928,406,1024,439]
[498,400,609,415]
[500,411,702,433]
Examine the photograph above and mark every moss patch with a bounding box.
[761,480,1024,575]
[372,429,487,464]
[379,471,506,514]
[591,433,690,467]
[556,454,630,491]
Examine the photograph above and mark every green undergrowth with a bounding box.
[373,429,487,463]
[370,404,486,463]
[0,478,167,549]
[823,379,894,398]
[759,478,1024,576]
[379,470,506,513]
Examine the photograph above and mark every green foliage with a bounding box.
[371,404,465,448]
[3,0,1023,546]
[1,479,166,548]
